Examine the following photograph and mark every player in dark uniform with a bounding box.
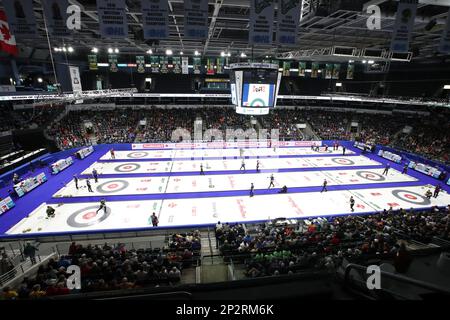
[73,175,79,189]
[96,199,107,215]
[268,174,275,189]
[86,179,93,193]
[434,184,442,198]
[402,164,408,174]
[321,179,328,193]
[350,196,355,212]
[342,146,346,155]
[250,183,254,197]
[151,212,159,227]
[92,169,99,183]
[200,164,204,175]
[110,148,115,159]
[382,164,390,176]
[240,160,246,172]
[46,206,56,218]
[256,160,260,173]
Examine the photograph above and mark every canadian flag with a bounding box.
[0,10,18,56]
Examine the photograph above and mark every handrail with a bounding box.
[343,263,450,296]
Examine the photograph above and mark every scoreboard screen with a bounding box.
[242,69,278,108]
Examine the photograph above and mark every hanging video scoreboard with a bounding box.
[229,63,282,115]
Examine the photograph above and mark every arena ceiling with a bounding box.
[3,0,450,62]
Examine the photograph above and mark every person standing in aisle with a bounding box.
[268,174,275,189]
[321,179,328,193]
[86,178,93,193]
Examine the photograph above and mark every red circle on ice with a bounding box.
[107,183,118,189]
[82,212,96,220]
[404,194,417,200]
[123,166,131,169]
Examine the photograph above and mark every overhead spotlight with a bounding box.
[265,55,269,58]
[362,60,367,64]
[180,51,184,55]
[114,48,119,53]
[336,82,342,87]
[227,52,231,57]
[108,48,113,54]
[194,50,200,56]
[165,49,173,55]
[68,47,74,53]
[220,51,225,57]
[240,52,247,58]
[146,49,153,54]
[54,48,59,52]
[92,47,98,53]
[368,60,374,64]
[62,47,67,52]
[37,78,43,83]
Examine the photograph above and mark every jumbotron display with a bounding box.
[229,63,282,115]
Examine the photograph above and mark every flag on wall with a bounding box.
[390,0,418,52]
[298,62,306,77]
[108,54,118,72]
[136,56,145,73]
[182,56,189,74]
[88,54,98,70]
[193,57,201,74]
[346,63,354,80]
[216,58,224,74]
[172,56,181,74]
[150,56,159,73]
[160,56,168,73]
[332,64,340,79]
[325,64,333,79]
[0,10,18,56]
[311,63,319,78]
[207,58,215,75]
[282,62,290,76]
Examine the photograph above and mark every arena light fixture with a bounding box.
[68,47,74,53]
[146,49,153,54]
[37,78,43,83]
[114,48,119,53]
[180,51,184,55]
[240,52,247,58]
[108,48,113,54]
[194,50,200,56]
[444,85,450,90]
[62,47,67,52]
[165,49,173,55]
[336,82,342,87]
[92,47,98,53]
[220,51,225,57]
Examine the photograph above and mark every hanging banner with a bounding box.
[0,10,18,56]
[184,0,208,39]
[160,56,168,74]
[206,58,215,75]
[311,63,319,78]
[172,56,181,74]
[136,56,145,73]
[276,0,301,46]
[298,62,306,77]
[332,64,340,79]
[108,54,118,72]
[439,8,450,54]
[182,56,189,74]
[41,0,70,37]
[216,58,224,74]
[150,56,160,73]
[249,0,275,45]
[390,0,418,53]
[97,0,128,38]
[346,63,354,80]
[141,0,168,39]
[69,66,82,102]
[88,55,98,70]
[282,62,290,76]
[3,0,37,38]
[193,57,202,74]
[325,64,333,79]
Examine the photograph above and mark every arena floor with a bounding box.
[2,143,450,236]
